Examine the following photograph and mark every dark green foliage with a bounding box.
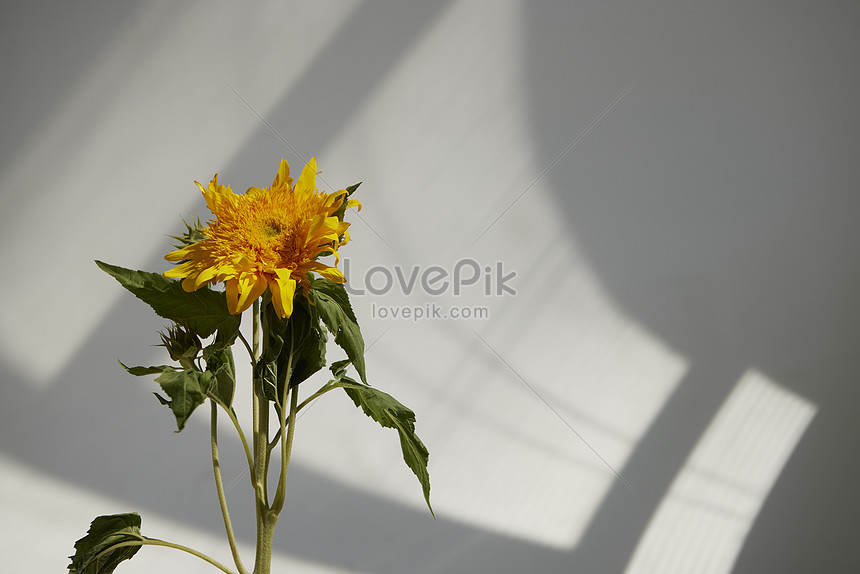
[311,278,367,384]
[325,362,433,516]
[95,261,240,341]
[68,513,143,574]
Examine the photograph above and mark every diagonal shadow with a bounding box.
[0,2,585,573]
[8,2,856,573]
[519,1,860,572]
[0,0,150,179]
[1,3,736,573]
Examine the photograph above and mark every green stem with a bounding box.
[237,330,255,363]
[257,394,270,503]
[251,300,267,502]
[252,299,260,361]
[209,394,255,478]
[94,537,237,574]
[296,381,340,412]
[250,298,276,574]
[270,384,298,514]
[211,401,249,574]
[252,508,277,574]
[266,428,282,455]
[270,322,297,515]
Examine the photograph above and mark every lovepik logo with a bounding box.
[343,258,517,297]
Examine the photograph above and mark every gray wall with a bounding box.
[1,1,858,572]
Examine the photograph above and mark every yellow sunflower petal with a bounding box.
[323,193,342,211]
[224,278,241,314]
[272,159,292,190]
[269,269,297,318]
[164,243,200,262]
[297,274,313,299]
[198,174,235,214]
[191,266,219,290]
[164,258,203,279]
[164,262,190,279]
[310,264,346,283]
[235,272,268,314]
[178,276,194,292]
[230,253,255,271]
[295,157,317,197]
[306,215,342,245]
[165,157,358,313]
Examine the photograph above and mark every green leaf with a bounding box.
[329,359,352,379]
[154,369,214,431]
[311,278,367,384]
[260,296,328,406]
[95,260,240,340]
[257,295,283,402]
[118,361,176,377]
[329,182,361,223]
[68,513,143,574]
[285,297,327,388]
[344,182,362,196]
[340,382,433,516]
[289,329,327,387]
[203,336,236,407]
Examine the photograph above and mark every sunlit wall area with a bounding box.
[0,453,348,574]
[0,0,362,385]
[624,370,817,574]
[292,206,688,549]
[276,0,688,547]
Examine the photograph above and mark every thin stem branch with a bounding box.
[209,393,255,475]
[247,300,268,505]
[211,401,249,574]
[296,382,339,412]
[237,330,255,364]
[270,318,297,514]
[270,384,298,514]
[94,537,237,574]
[267,428,282,455]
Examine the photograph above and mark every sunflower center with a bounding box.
[260,219,284,238]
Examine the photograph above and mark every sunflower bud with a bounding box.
[159,324,202,367]
[168,215,206,249]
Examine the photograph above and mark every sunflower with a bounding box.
[164,157,360,318]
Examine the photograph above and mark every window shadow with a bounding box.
[523,1,860,571]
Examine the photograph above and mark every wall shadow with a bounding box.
[0,0,150,180]
[4,1,860,573]
[523,1,860,571]
[0,2,583,573]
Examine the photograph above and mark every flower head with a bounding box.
[164,158,360,318]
